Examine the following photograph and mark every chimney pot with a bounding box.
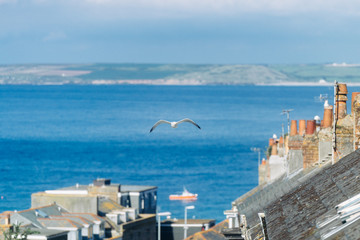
[290,120,298,136]
[299,120,306,136]
[338,83,348,94]
[323,106,333,128]
[306,120,316,135]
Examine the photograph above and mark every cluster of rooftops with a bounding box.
[188,83,360,240]
[0,178,158,240]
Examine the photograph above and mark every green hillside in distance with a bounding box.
[1,63,360,85]
[270,64,360,83]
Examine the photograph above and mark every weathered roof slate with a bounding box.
[98,197,124,216]
[186,219,228,240]
[38,218,82,229]
[62,213,103,222]
[233,163,324,230]
[265,149,360,239]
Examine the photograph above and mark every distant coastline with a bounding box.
[2,63,360,86]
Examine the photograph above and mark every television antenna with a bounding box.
[314,94,328,103]
[281,109,293,135]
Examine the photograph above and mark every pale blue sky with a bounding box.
[1,0,360,64]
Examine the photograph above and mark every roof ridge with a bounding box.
[41,218,80,228]
[62,213,102,221]
[17,204,57,213]
[50,215,91,224]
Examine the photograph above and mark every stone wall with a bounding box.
[335,115,354,162]
[258,162,268,185]
[353,95,360,150]
[302,135,319,169]
[287,135,304,174]
[31,193,98,214]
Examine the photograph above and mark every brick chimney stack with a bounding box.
[352,92,360,114]
[271,143,277,155]
[336,83,348,119]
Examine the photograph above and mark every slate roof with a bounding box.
[186,219,228,240]
[98,197,124,215]
[49,215,92,226]
[12,204,65,228]
[62,213,104,222]
[265,149,360,239]
[27,228,68,238]
[38,218,82,229]
[233,162,324,231]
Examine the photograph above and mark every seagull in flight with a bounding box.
[150,118,201,133]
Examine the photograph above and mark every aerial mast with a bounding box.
[281,109,294,135]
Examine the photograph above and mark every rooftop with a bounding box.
[55,183,157,193]
[162,218,215,225]
[186,219,229,240]
[265,149,360,239]
[38,218,82,229]
[27,228,68,238]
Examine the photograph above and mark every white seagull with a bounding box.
[150,118,201,133]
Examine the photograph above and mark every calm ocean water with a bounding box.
[0,85,348,222]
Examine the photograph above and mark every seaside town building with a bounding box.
[0,179,157,240]
[31,179,157,240]
[0,178,215,240]
[0,204,104,240]
[32,179,157,215]
[187,82,360,239]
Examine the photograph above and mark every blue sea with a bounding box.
[0,85,348,222]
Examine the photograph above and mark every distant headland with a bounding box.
[2,63,360,85]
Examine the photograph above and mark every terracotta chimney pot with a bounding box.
[299,120,306,136]
[323,106,333,128]
[306,120,316,135]
[269,138,274,146]
[338,83,348,94]
[279,136,284,145]
[290,120,298,136]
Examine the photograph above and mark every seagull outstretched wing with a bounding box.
[176,118,201,129]
[150,120,171,132]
